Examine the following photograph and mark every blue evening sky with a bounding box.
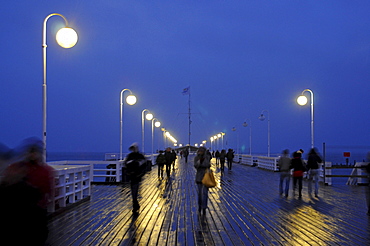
[1,1,370,157]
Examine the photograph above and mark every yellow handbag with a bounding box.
[202,168,216,188]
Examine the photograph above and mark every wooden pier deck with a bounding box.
[46,156,370,245]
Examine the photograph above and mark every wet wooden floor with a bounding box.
[46,156,370,245]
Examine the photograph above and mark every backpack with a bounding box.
[156,154,166,164]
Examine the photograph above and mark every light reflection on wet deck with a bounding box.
[47,156,370,245]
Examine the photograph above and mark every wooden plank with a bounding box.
[46,157,370,246]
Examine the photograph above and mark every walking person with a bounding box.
[183,147,189,163]
[171,149,177,170]
[226,149,234,171]
[194,147,211,215]
[156,150,166,179]
[290,151,306,198]
[219,149,226,172]
[278,149,291,197]
[164,147,173,178]
[215,150,220,167]
[307,148,322,197]
[125,143,146,213]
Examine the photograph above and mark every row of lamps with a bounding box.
[41,13,314,160]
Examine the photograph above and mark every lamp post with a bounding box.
[220,132,225,150]
[214,135,218,150]
[258,110,270,157]
[141,109,153,154]
[151,118,161,163]
[297,89,314,148]
[242,119,252,155]
[161,128,166,149]
[42,13,78,162]
[120,89,137,160]
[217,133,222,150]
[210,136,214,150]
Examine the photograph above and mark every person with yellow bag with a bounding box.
[194,146,212,215]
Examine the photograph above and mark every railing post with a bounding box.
[325,161,332,185]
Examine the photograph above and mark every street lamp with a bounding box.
[297,89,314,148]
[258,110,270,157]
[210,136,214,150]
[151,118,161,162]
[214,135,218,150]
[161,128,166,149]
[141,109,153,153]
[42,13,78,161]
[242,119,252,155]
[120,89,137,160]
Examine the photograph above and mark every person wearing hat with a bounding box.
[194,146,211,215]
[124,142,146,213]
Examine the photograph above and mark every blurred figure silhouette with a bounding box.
[194,147,211,216]
[125,143,146,214]
[215,150,220,166]
[0,137,55,245]
[183,147,189,163]
[156,150,166,179]
[226,149,234,171]
[290,151,306,198]
[307,148,323,197]
[219,149,226,171]
[171,149,177,170]
[278,149,291,197]
[164,147,173,178]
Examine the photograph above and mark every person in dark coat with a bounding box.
[226,149,234,171]
[164,147,173,178]
[156,150,166,179]
[215,150,220,166]
[290,151,306,198]
[306,148,322,197]
[219,149,226,171]
[194,147,211,215]
[183,147,189,163]
[125,143,146,213]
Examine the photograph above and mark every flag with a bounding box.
[182,86,190,95]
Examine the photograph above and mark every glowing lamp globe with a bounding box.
[217,133,221,138]
[155,121,161,127]
[126,95,137,105]
[56,27,78,48]
[146,113,153,120]
[297,95,308,106]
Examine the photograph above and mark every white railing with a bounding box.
[256,156,279,171]
[48,160,124,183]
[237,154,279,171]
[238,155,254,166]
[49,164,91,213]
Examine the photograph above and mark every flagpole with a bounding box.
[188,91,191,147]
